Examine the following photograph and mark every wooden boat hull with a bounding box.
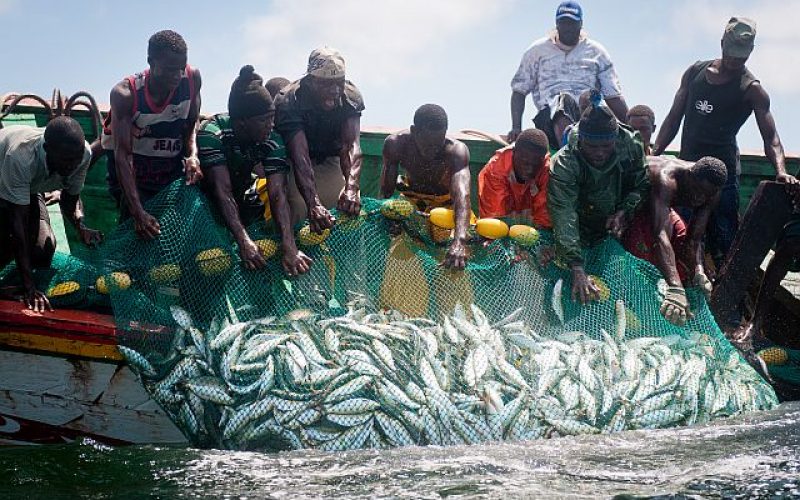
[0,300,186,446]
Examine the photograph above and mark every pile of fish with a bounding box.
[119,296,778,451]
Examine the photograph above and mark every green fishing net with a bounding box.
[3,180,779,450]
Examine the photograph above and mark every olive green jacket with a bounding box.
[547,125,649,265]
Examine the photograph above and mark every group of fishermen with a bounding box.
[0,3,797,353]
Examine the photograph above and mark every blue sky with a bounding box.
[1,0,797,155]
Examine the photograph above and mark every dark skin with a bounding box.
[509,18,628,141]
[110,50,203,240]
[6,143,102,312]
[627,114,655,155]
[653,47,797,186]
[648,157,720,288]
[203,111,311,276]
[570,136,629,303]
[381,127,471,269]
[287,76,363,233]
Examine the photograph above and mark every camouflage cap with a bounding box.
[306,47,346,79]
[722,16,756,58]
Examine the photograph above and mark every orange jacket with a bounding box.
[477,147,552,228]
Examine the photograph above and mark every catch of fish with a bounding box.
[119,295,778,451]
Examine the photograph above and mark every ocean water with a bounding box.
[2,402,799,499]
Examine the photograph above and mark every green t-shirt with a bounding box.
[197,114,289,202]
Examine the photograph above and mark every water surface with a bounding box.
[3,402,800,499]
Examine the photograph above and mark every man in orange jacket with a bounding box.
[478,128,551,228]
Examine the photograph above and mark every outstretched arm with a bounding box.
[653,66,693,156]
[267,172,312,276]
[444,143,471,270]
[380,135,401,199]
[650,184,681,287]
[509,91,526,142]
[9,203,51,311]
[59,193,102,247]
[286,131,334,233]
[205,165,264,270]
[605,96,629,124]
[749,83,796,184]
[110,82,160,239]
[337,115,363,215]
[182,69,203,185]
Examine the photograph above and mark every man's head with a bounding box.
[410,104,448,161]
[721,17,756,71]
[627,104,656,147]
[265,77,291,99]
[306,47,346,111]
[147,30,188,92]
[43,117,86,176]
[229,65,275,144]
[684,156,727,207]
[578,90,618,167]
[555,1,583,46]
[512,129,549,182]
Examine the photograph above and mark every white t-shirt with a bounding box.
[0,125,91,205]
[511,31,623,111]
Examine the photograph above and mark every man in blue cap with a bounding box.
[509,1,629,148]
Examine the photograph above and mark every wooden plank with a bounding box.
[710,181,793,326]
[0,331,122,360]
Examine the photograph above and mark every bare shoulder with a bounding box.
[446,137,470,163]
[383,130,408,152]
[110,79,134,113]
[191,67,203,90]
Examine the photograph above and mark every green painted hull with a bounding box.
[3,105,798,255]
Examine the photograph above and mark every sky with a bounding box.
[1,0,798,155]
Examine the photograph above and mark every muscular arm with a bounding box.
[509,91,527,140]
[59,192,84,229]
[9,203,33,290]
[605,96,629,124]
[206,165,248,245]
[650,181,681,287]
[749,83,791,180]
[109,81,144,218]
[653,66,693,156]
[337,115,363,214]
[380,135,401,199]
[182,70,203,184]
[686,194,717,275]
[286,130,331,232]
[267,171,311,275]
[443,142,471,269]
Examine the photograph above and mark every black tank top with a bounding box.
[679,60,757,172]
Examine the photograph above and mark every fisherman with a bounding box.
[274,47,364,229]
[622,156,727,325]
[197,66,311,276]
[0,117,103,311]
[547,91,648,303]
[733,186,800,353]
[478,128,551,229]
[509,1,628,146]
[627,105,656,155]
[380,104,471,269]
[265,77,290,99]
[653,17,798,268]
[102,30,203,239]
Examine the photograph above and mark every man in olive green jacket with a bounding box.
[547,91,649,304]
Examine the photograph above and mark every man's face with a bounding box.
[308,76,345,111]
[148,51,188,92]
[556,18,582,46]
[578,138,616,167]
[235,111,275,144]
[686,177,720,208]
[512,145,547,182]
[721,53,748,72]
[44,144,84,177]
[411,126,447,161]
[628,115,655,145]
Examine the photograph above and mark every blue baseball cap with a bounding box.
[556,1,583,21]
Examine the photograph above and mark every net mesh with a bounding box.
[7,181,780,450]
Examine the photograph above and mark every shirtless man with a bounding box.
[102,30,203,239]
[380,104,471,269]
[653,17,797,268]
[622,156,727,325]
